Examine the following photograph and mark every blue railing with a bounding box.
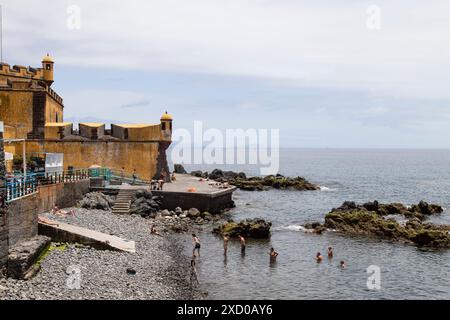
[6,169,90,202]
[6,175,38,202]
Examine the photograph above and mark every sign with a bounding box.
[45,153,64,174]
[5,152,13,161]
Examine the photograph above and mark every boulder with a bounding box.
[78,192,115,210]
[213,218,272,238]
[174,164,188,174]
[129,189,162,218]
[187,208,200,218]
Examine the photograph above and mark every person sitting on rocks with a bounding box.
[51,205,63,216]
[270,247,278,261]
[150,224,162,237]
[171,172,176,181]
[327,247,334,258]
[316,252,324,263]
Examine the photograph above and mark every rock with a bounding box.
[78,192,115,210]
[161,209,171,217]
[319,200,450,248]
[126,268,136,275]
[187,208,200,218]
[213,218,272,238]
[129,189,162,218]
[174,164,188,174]
[303,222,327,234]
[175,207,183,215]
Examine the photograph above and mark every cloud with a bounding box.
[2,0,450,101]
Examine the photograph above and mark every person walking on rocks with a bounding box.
[192,234,201,257]
[132,169,137,185]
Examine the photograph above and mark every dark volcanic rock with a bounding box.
[213,218,272,238]
[189,169,318,192]
[78,192,115,210]
[129,189,162,218]
[320,200,450,248]
[174,164,187,174]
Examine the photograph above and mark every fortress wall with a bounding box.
[45,95,64,123]
[0,90,34,139]
[16,140,162,181]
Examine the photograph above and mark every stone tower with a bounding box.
[42,54,54,86]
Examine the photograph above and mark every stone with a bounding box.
[175,207,183,215]
[187,208,200,218]
[174,164,188,174]
[161,209,171,217]
[213,218,272,238]
[78,192,115,210]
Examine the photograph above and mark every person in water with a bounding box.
[270,247,279,261]
[327,247,334,258]
[192,234,201,256]
[340,261,346,269]
[316,252,323,263]
[223,234,230,255]
[239,235,246,253]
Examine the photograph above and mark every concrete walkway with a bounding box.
[38,218,135,253]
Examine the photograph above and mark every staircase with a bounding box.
[112,189,136,214]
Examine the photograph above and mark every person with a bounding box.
[192,234,201,256]
[270,247,278,261]
[51,205,63,215]
[316,252,323,263]
[150,224,162,237]
[38,216,59,227]
[171,172,176,181]
[239,235,246,253]
[160,169,167,190]
[132,169,137,185]
[223,234,230,255]
[190,253,199,284]
[121,167,125,182]
[340,261,346,269]
[327,247,334,258]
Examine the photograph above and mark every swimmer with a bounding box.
[327,247,334,258]
[239,235,246,253]
[270,247,279,261]
[316,252,323,263]
[223,234,230,255]
[340,261,346,269]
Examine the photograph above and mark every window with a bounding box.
[46,64,51,70]
[162,122,167,130]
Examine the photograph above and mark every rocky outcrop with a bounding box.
[189,169,319,191]
[174,164,188,174]
[78,192,115,210]
[318,201,450,248]
[129,189,162,218]
[213,218,272,238]
[331,200,443,221]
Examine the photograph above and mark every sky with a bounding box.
[2,0,450,148]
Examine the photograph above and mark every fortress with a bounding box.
[0,55,173,181]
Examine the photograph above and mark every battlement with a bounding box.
[0,63,44,80]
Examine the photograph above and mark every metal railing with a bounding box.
[6,169,90,202]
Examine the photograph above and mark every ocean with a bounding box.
[171,148,450,299]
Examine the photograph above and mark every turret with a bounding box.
[42,53,54,86]
[160,111,173,140]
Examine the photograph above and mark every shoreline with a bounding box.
[0,208,204,300]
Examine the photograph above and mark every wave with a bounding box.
[282,225,312,232]
[320,186,336,191]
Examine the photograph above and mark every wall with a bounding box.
[45,94,64,123]
[152,189,235,213]
[7,179,89,246]
[0,129,9,268]
[14,140,162,181]
[111,124,162,141]
[0,90,34,139]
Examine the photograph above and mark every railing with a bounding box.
[6,176,38,202]
[6,169,90,202]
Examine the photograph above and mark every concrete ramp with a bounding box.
[38,218,135,253]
